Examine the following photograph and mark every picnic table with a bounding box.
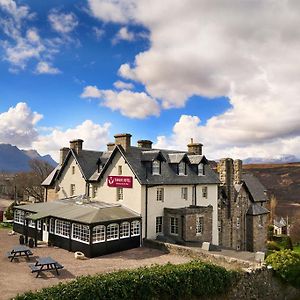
[6,245,33,262]
[28,257,64,278]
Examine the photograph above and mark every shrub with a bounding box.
[267,241,280,251]
[15,260,237,300]
[4,202,15,220]
[268,225,274,241]
[266,249,300,288]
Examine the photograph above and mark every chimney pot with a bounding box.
[59,147,69,165]
[137,140,153,149]
[69,139,83,154]
[187,139,203,155]
[114,133,132,151]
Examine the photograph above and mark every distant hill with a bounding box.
[244,162,300,219]
[243,155,299,164]
[0,144,57,173]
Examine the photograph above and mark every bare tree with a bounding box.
[269,194,277,223]
[14,159,54,202]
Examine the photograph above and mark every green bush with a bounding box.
[4,202,15,220]
[268,225,274,241]
[265,249,300,288]
[267,241,280,251]
[15,261,237,300]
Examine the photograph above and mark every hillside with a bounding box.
[0,144,57,173]
[244,162,300,219]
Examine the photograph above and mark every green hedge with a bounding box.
[266,249,300,288]
[15,261,237,300]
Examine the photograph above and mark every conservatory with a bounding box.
[13,197,141,257]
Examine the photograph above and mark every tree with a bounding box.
[269,194,277,223]
[14,159,54,202]
[290,213,300,244]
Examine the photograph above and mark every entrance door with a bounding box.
[42,220,49,242]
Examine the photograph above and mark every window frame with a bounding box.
[181,187,188,200]
[70,184,75,196]
[120,222,130,239]
[156,216,163,234]
[72,166,75,175]
[156,188,164,202]
[202,186,208,198]
[92,225,106,243]
[178,161,186,176]
[170,217,179,235]
[118,165,122,175]
[14,210,24,224]
[198,163,204,176]
[131,220,140,237]
[116,187,123,201]
[152,160,161,175]
[72,223,90,244]
[107,223,119,241]
[55,219,70,238]
[196,216,204,235]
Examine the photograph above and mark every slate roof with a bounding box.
[246,203,269,215]
[42,144,220,187]
[242,173,268,202]
[41,165,60,186]
[15,197,140,224]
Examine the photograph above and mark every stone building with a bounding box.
[218,158,269,252]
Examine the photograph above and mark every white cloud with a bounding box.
[48,10,78,34]
[93,26,105,40]
[0,102,43,147]
[81,85,102,98]
[81,85,160,118]
[113,80,134,90]
[33,120,111,161]
[89,0,300,159]
[36,61,60,74]
[112,27,135,44]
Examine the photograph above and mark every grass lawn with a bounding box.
[293,245,300,254]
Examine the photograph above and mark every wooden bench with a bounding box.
[28,261,64,277]
[6,250,33,259]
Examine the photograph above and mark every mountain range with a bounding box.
[0,144,57,173]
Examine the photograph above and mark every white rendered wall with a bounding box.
[57,156,86,198]
[93,152,143,215]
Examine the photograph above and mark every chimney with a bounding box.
[217,158,234,218]
[187,138,203,155]
[114,133,132,151]
[69,139,83,154]
[60,147,69,165]
[233,159,242,184]
[137,140,152,149]
[107,142,115,151]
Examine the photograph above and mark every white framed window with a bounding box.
[55,220,70,238]
[181,187,188,200]
[156,188,164,202]
[72,166,75,175]
[72,223,90,244]
[156,216,163,234]
[92,186,98,198]
[198,163,204,176]
[196,216,203,235]
[92,225,106,243]
[152,160,161,175]
[118,165,122,175]
[202,186,208,198]
[107,223,119,241]
[37,220,42,230]
[178,161,186,175]
[49,218,55,233]
[120,222,130,238]
[70,184,75,196]
[170,217,179,235]
[236,217,240,229]
[116,188,123,201]
[28,219,35,228]
[258,215,263,227]
[131,221,140,236]
[14,210,24,224]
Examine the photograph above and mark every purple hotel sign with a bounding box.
[107,176,133,188]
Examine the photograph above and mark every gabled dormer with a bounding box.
[187,155,207,176]
[168,153,189,176]
[141,150,165,175]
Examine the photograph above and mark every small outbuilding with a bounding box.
[13,196,141,258]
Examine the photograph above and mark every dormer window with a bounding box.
[178,161,186,175]
[198,163,204,176]
[152,160,161,175]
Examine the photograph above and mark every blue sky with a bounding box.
[1,1,300,161]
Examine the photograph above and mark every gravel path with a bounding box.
[0,229,190,300]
